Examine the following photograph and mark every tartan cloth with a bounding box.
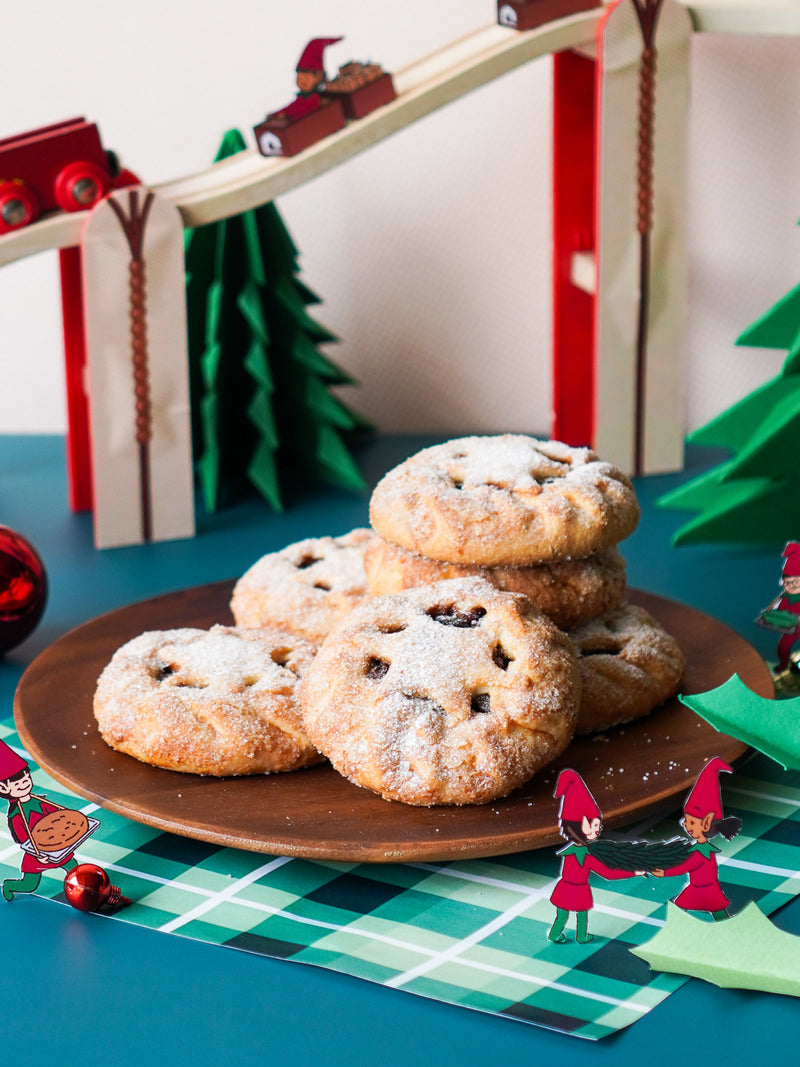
[3,717,800,1041]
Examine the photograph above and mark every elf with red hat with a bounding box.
[548,769,643,944]
[653,757,742,920]
[269,37,343,121]
[757,540,800,670]
[0,738,78,901]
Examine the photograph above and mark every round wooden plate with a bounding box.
[14,583,772,863]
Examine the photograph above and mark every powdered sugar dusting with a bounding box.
[571,602,686,734]
[300,578,581,805]
[94,624,321,776]
[369,435,639,565]
[231,528,374,642]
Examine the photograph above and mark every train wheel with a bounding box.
[0,181,39,233]
[54,161,110,212]
[256,130,284,156]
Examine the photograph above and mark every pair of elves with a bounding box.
[549,758,741,944]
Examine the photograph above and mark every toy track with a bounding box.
[0,4,797,268]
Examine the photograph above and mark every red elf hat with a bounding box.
[554,768,601,822]
[782,541,800,578]
[0,738,29,781]
[296,37,342,73]
[683,757,732,820]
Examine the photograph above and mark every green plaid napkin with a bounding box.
[3,717,799,1040]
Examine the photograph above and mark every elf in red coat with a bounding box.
[0,739,78,901]
[269,37,343,121]
[548,769,644,944]
[653,757,741,920]
[757,541,800,670]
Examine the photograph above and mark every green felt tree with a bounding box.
[184,128,371,513]
[660,261,800,545]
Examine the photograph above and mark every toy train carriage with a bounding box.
[497,0,598,31]
[0,118,122,234]
[254,97,346,159]
[254,61,396,158]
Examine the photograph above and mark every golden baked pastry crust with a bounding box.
[31,809,89,852]
[368,435,639,566]
[93,625,322,776]
[230,528,374,644]
[571,602,686,735]
[299,577,580,806]
[364,536,626,631]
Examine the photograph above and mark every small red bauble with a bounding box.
[64,863,129,913]
[0,526,47,654]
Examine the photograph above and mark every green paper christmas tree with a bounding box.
[660,248,800,545]
[185,129,372,513]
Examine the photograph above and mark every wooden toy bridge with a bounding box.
[0,4,795,260]
[0,2,797,547]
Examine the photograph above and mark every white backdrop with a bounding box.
[1,0,798,444]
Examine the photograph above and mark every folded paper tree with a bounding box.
[185,129,371,513]
[661,213,800,545]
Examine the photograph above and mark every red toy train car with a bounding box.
[0,117,129,235]
[497,0,598,31]
[254,38,396,159]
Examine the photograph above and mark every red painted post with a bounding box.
[551,48,597,448]
[59,246,93,512]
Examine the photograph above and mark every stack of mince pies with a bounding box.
[94,435,685,807]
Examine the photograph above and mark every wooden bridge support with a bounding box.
[552,0,692,474]
[79,187,194,548]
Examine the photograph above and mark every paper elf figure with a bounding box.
[653,757,742,921]
[549,769,642,944]
[0,739,78,901]
[756,541,800,670]
[270,37,343,121]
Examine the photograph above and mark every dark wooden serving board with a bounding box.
[14,584,772,862]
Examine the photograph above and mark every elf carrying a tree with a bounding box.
[756,541,800,670]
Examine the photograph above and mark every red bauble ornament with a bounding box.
[0,525,47,654]
[64,863,129,913]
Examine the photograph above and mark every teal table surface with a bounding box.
[1,434,797,1066]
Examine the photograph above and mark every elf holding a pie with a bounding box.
[0,738,81,901]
